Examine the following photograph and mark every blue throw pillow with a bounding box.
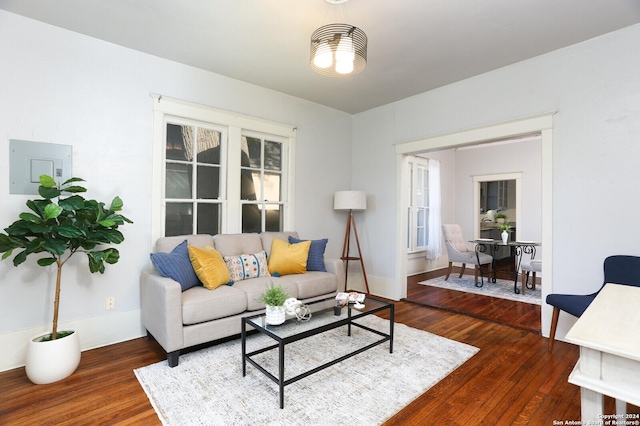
[150,240,200,291]
[288,236,328,272]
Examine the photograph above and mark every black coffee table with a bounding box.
[241,295,394,408]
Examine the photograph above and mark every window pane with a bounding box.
[250,171,262,200]
[265,140,282,171]
[417,207,426,227]
[264,172,281,202]
[197,203,220,235]
[265,204,282,232]
[241,169,257,200]
[166,163,192,199]
[196,165,220,199]
[166,124,192,161]
[165,203,193,236]
[196,128,221,165]
[245,137,261,168]
[242,204,261,233]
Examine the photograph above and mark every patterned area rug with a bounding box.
[135,315,478,425]
[419,275,541,305]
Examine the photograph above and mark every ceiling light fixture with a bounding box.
[310,0,367,77]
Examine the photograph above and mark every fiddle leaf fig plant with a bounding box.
[0,175,132,340]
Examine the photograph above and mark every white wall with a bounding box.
[353,23,640,340]
[0,11,352,371]
[454,140,542,244]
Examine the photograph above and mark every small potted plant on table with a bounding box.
[499,222,511,243]
[258,282,289,325]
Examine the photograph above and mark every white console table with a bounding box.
[564,283,640,421]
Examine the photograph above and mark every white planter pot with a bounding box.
[26,330,81,385]
[501,230,509,244]
[265,305,286,325]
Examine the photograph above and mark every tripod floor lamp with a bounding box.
[334,190,370,294]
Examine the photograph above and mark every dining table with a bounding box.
[469,239,541,294]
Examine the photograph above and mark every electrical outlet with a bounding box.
[106,297,115,310]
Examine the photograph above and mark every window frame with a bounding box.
[151,95,296,242]
[407,156,429,253]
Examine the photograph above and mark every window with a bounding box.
[240,133,286,233]
[164,122,225,236]
[152,95,295,240]
[407,156,429,252]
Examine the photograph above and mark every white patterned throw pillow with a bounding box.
[223,251,270,283]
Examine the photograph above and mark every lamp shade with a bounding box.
[310,23,367,77]
[334,191,367,211]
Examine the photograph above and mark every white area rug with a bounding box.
[419,275,541,305]
[134,315,478,426]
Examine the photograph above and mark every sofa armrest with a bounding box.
[323,257,346,293]
[140,270,184,353]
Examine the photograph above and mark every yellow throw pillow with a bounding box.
[188,245,231,290]
[268,238,311,276]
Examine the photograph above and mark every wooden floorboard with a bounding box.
[406,267,541,333]
[1,275,637,425]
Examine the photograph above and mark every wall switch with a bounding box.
[106,297,115,310]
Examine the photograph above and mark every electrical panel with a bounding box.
[9,139,72,195]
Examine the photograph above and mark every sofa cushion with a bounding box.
[150,240,200,291]
[233,277,299,311]
[213,233,263,257]
[278,272,339,299]
[260,231,299,257]
[268,238,311,276]
[288,236,328,272]
[224,251,270,283]
[181,285,248,325]
[188,245,232,290]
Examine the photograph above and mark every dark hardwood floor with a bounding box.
[405,265,541,334]
[1,271,636,425]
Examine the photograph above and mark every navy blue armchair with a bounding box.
[546,255,640,351]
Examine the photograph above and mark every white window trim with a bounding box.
[407,156,429,253]
[151,94,297,244]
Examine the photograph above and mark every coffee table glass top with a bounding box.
[245,296,390,339]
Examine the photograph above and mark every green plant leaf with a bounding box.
[87,252,105,273]
[58,195,86,211]
[18,212,41,222]
[38,185,61,199]
[61,177,85,186]
[44,203,63,220]
[26,222,53,234]
[26,199,49,217]
[98,219,116,227]
[80,241,97,250]
[39,175,57,188]
[13,250,27,266]
[2,249,14,260]
[109,196,123,211]
[37,257,57,266]
[43,239,67,256]
[55,226,85,238]
[63,185,88,194]
[5,221,33,236]
[102,248,120,264]
[96,229,125,244]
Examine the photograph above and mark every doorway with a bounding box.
[394,113,554,336]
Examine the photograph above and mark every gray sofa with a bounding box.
[140,231,345,367]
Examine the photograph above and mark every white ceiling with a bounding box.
[2,0,640,114]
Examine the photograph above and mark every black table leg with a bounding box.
[279,342,285,409]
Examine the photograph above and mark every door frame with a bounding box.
[394,112,554,336]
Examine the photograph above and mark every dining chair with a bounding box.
[546,255,640,352]
[520,259,542,295]
[441,224,493,285]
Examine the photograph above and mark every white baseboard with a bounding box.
[0,309,146,373]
